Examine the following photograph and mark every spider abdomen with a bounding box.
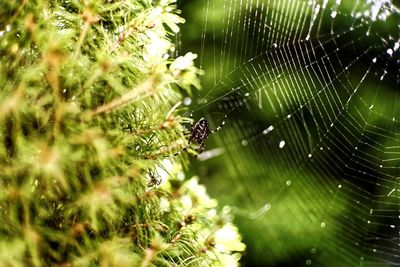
[190,118,210,143]
[174,116,225,157]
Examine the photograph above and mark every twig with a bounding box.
[73,9,99,60]
[2,0,27,31]
[87,78,158,117]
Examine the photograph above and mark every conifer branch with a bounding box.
[2,0,27,30]
[0,1,245,266]
[73,9,99,60]
[88,77,159,117]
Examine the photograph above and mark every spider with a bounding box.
[147,169,161,187]
[174,116,226,157]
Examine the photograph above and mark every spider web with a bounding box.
[180,0,399,266]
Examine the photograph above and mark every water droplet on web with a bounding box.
[183,97,192,106]
[306,259,312,265]
[311,248,317,254]
[331,11,337,18]
[287,114,291,119]
[308,153,312,158]
[200,98,208,104]
[241,140,248,146]
[372,249,377,253]
[244,92,250,97]
[263,125,274,134]
[320,222,326,228]
[394,41,400,52]
[338,184,342,188]
[387,48,393,56]
[286,180,291,186]
[279,140,285,148]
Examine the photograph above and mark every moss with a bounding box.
[0,0,244,266]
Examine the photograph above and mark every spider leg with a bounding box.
[181,114,194,135]
[194,142,205,158]
[173,140,191,156]
[186,112,194,128]
[147,170,161,187]
[173,146,187,157]
[209,116,226,134]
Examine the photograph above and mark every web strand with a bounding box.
[182,0,400,265]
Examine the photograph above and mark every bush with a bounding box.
[0,1,244,266]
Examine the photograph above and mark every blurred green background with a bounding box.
[178,0,400,266]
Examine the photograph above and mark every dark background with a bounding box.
[178,0,399,266]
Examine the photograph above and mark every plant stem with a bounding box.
[87,77,158,117]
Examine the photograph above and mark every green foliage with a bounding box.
[0,0,244,266]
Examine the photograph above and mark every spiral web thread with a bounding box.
[194,0,400,265]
